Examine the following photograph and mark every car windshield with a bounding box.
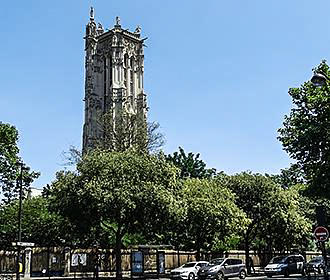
[269,256,286,264]
[209,258,224,265]
[182,263,196,268]
[309,257,323,263]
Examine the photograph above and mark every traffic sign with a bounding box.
[314,226,329,241]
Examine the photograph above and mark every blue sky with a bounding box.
[1,1,330,189]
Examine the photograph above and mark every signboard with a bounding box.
[314,226,329,241]
[12,242,35,247]
[157,251,165,274]
[71,253,87,266]
[131,251,143,275]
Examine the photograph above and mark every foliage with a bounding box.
[0,122,39,204]
[270,163,305,189]
[61,145,83,166]
[278,60,330,198]
[166,147,216,179]
[48,149,179,278]
[94,110,164,154]
[260,185,312,253]
[176,178,248,258]
[218,172,311,271]
[0,196,69,248]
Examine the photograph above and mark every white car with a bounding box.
[170,261,209,280]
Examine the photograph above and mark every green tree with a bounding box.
[278,60,330,198]
[48,149,179,279]
[220,172,313,270]
[166,147,216,179]
[262,185,312,253]
[176,178,248,259]
[0,122,39,204]
[218,172,283,273]
[0,196,69,248]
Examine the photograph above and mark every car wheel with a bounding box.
[239,270,246,279]
[217,272,225,280]
[188,273,195,280]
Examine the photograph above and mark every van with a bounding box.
[264,254,305,277]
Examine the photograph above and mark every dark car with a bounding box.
[197,258,246,280]
[305,256,329,274]
[264,254,305,277]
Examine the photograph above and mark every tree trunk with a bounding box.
[244,224,253,275]
[115,228,123,280]
[196,235,201,261]
[196,247,201,261]
[245,233,250,275]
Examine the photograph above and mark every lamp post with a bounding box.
[310,71,329,279]
[16,161,24,280]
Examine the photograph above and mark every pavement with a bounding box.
[3,267,329,280]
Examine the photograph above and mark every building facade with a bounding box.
[82,8,148,152]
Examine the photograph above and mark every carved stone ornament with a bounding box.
[112,35,118,45]
[127,42,135,56]
[112,57,123,66]
[89,98,96,108]
[95,99,102,110]
[122,38,129,47]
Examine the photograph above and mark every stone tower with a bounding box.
[82,8,148,152]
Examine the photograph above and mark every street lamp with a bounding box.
[16,161,26,280]
[311,72,329,87]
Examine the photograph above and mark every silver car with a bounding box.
[197,258,246,280]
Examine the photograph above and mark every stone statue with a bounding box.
[90,7,94,21]
[135,25,141,34]
[97,23,104,34]
[116,16,121,26]
[112,35,118,45]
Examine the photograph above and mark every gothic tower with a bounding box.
[82,8,148,152]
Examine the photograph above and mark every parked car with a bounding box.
[197,258,246,280]
[264,254,305,277]
[305,256,330,274]
[306,256,324,274]
[171,261,209,280]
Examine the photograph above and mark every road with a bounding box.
[206,276,325,280]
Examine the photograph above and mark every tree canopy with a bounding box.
[278,60,330,198]
[0,122,39,204]
[166,147,216,179]
[48,149,179,279]
[218,172,312,271]
[0,196,69,248]
[176,178,248,259]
